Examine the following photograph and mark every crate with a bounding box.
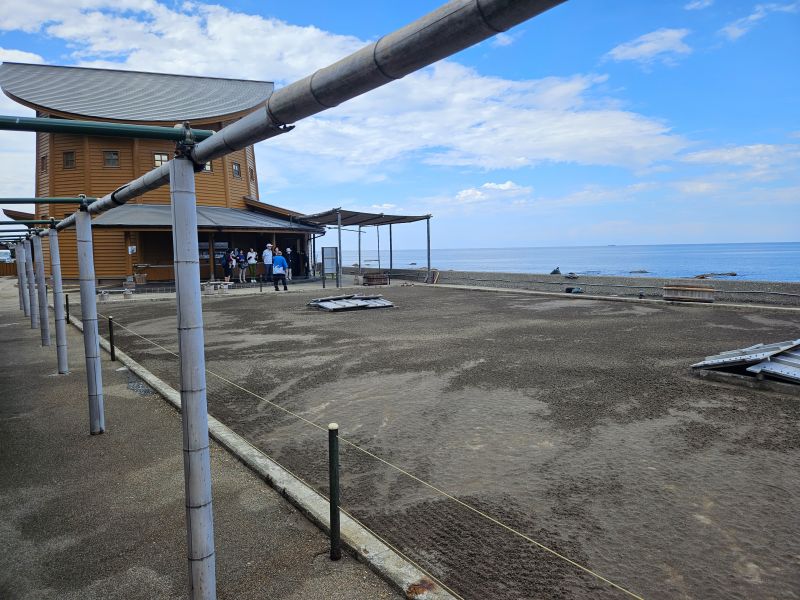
[363,273,389,286]
[662,285,714,303]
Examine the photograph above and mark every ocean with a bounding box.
[340,242,800,282]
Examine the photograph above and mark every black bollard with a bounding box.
[108,316,116,361]
[260,274,263,293]
[328,422,341,560]
[65,293,69,321]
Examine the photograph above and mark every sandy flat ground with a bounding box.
[92,286,800,600]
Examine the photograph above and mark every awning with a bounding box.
[303,208,430,227]
[90,204,323,233]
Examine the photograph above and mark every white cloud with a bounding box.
[0,47,45,64]
[682,143,800,180]
[371,203,396,210]
[684,0,713,10]
[491,33,515,48]
[606,28,692,66]
[720,2,799,41]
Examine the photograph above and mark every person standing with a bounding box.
[262,243,273,281]
[237,248,247,283]
[223,249,234,282]
[285,247,294,281]
[246,247,257,282]
[272,250,289,291]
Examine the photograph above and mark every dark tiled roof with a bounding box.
[0,63,273,123]
[91,204,322,233]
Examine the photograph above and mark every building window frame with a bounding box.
[202,161,213,173]
[103,150,120,168]
[63,151,76,170]
[153,152,169,167]
[248,166,255,182]
[232,161,242,178]
[40,155,48,174]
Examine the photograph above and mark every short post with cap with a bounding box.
[328,422,341,560]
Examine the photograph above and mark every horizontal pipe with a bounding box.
[0,198,91,204]
[0,220,51,224]
[192,0,565,163]
[54,0,565,228]
[0,115,215,141]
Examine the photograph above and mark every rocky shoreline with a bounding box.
[352,267,800,307]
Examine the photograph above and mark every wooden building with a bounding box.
[0,62,323,282]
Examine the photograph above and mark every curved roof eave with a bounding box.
[0,63,274,124]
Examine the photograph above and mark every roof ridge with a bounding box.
[0,62,274,85]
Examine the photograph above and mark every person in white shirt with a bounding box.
[246,248,257,282]
[262,243,273,281]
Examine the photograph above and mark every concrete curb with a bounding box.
[429,282,800,314]
[66,314,454,600]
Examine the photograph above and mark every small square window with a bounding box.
[63,151,76,169]
[203,161,212,172]
[154,152,169,167]
[40,155,48,173]
[232,162,241,178]
[103,151,120,167]
[248,167,255,182]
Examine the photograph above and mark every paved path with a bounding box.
[0,278,400,600]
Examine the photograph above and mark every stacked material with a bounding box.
[308,294,393,312]
[691,338,800,384]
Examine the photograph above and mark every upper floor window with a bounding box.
[232,162,242,178]
[203,161,212,172]
[248,167,255,182]
[63,151,76,170]
[40,155,48,174]
[154,152,169,167]
[103,151,120,168]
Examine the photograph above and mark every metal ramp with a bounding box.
[308,294,394,312]
[691,338,800,385]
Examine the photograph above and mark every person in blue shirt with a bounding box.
[272,250,289,291]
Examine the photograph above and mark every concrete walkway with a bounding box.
[0,278,399,599]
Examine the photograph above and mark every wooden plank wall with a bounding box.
[0,262,17,277]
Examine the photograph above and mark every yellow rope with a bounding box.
[101,313,645,600]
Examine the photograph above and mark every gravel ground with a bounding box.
[90,286,800,600]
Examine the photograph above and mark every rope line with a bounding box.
[101,313,645,600]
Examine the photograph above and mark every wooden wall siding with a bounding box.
[0,262,18,276]
[245,145,258,199]
[40,229,127,280]
[227,147,250,209]
[35,131,50,218]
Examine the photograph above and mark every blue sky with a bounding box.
[0,0,798,253]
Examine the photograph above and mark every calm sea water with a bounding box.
[340,242,800,282]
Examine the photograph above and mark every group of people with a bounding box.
[222,243,298,291]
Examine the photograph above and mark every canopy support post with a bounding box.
[426,216,431,284]
[358,226,362,277]
[24,239,39,328]
[32,234,51,347]
[169,155,217,600]
[389,224,393,276]
[377,226,381,270]
[336,210,342,288]
[17,243,29,315]
[49,228,69,373]
[76,206,105,434]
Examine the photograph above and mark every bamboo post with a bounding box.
[32,234,51,347]
[169,155,217,599]
[23,239,39,328]
[76,207,105,434]
[49,228,69,373]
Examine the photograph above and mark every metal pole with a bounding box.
[24,239,39,329]
[32,234,51,347]
[358,226,362,277]
[65,294,70,322]
[108,316,116,362]
[328,423,342,561]
[312,235,316,278]
[336,210,342,288]
[389,224,393,275]
[16,244,27,313]
[377,227,381,270]
[169,155,217,599]
[76,207,105,435]
[49,228,69,374]
[426,216,431,284]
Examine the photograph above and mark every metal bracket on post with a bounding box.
[169,153,217,599]
[76,197,105,434]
